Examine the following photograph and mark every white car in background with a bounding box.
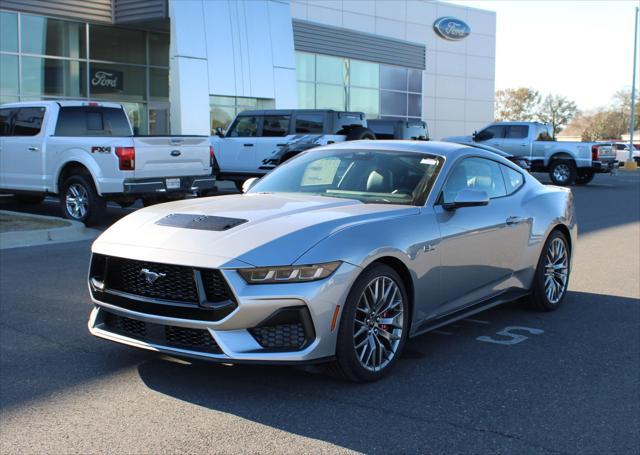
[613,143,640,166]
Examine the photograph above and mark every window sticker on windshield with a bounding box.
[420,158,438,165]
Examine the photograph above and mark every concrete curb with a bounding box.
[0,210,100,250]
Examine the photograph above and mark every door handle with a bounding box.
[506,216,526,226]
[243,144,254,147]
[28,146,39,151]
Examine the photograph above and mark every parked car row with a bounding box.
[0,101,623,225]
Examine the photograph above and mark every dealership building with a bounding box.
[0,0,496,139]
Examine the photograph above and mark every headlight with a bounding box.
[238,261,341,284]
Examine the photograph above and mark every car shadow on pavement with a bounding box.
[135,291,639,453]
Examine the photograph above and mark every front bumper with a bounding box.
[88,261,360,363]
[121,176,217,195]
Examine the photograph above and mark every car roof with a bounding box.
[236,109,364,117]
[0,100,123,109]
[316,140,521,167]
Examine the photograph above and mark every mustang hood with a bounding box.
[93,193,419,268]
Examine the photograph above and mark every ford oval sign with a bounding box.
[433,17,471,41]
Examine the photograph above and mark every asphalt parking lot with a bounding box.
[1,172,638,454]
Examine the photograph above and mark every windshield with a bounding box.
[249,149,443,205]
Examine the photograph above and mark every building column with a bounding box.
[168,0,210,135]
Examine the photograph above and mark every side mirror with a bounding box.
[443,189,489,211]
[242,177,259,193]
[471,130,479,142]
[215,127,224,138]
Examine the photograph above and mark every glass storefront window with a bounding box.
[150,67,168,100]
[1,11,18,52]
[408,94,422,117]
[350,60,379,89]
[296,52,315,82]
[1,54,19,95]
[209,96,276,134]
[316,55,346,85]
[297,82,315,109]
[316,84,345,110]
[21,15,85,58]
[89,63,145,102]
[21,57,86,97]
[90,25,146,64]
[294,52,423,121]
[211,95,235,107]
[381,91,407,117]
[149,32,169,66]
[210,106,235,132]
[349,87,379,118]
[236,97,258,110]
[408,69,422,93]
[381,65,408,91]
[121,102,147,135]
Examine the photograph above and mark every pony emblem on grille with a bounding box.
[139,268,166,284]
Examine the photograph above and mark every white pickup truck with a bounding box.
[443,121,617,185]
[0,101,215,224]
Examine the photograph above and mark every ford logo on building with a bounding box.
[433,17,471,41]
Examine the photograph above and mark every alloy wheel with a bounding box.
[552,164,571,184]
[65,183,89,220]
[544,237,569,304]
[353,276,404,372]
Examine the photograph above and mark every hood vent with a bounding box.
[155,213,248,231]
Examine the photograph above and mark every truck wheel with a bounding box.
[59,174,106,225]
[549,160,576,186]
[344,126,376,141]
[574,169,595,185]
[14,194,45,204]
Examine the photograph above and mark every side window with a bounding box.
[505,125,529,139]
[227,116,259,137]
[501,165,524,195]
[475,125,505,141]
[55,107,131,136]
[0,109,14,136]
[442,157,507,203]
[13,107,45,136]
[295,114,324,134]
[262,115,290,137]
[536,127,553,141]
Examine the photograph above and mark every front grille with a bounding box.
[107,257,198,303]
[200,269,233,302]
[250,323,307,350]
[103,311,221,354]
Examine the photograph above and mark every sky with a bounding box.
[450,0,639,112]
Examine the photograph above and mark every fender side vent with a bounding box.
[155,213,247,231]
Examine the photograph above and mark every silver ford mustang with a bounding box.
[88,141,576,381]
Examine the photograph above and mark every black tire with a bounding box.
[332,263,410,382]
[528,230,571,312]
[574,169,595,185]
[232,180,243,192]
[344,126,376,141]
[14,194,45,204]
[548,159,576,186]
[59,174,106,226]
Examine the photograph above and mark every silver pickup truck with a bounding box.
[443,121,617,185]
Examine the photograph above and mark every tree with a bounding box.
[536,94,578,136]
[495,88,540,121]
